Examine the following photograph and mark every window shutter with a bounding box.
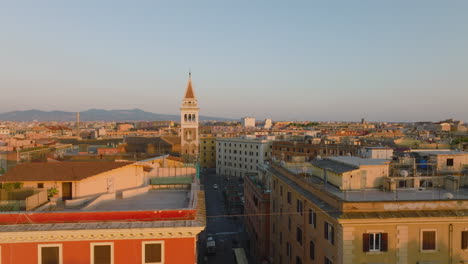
[313,212,317,228]
[381,233,388,252]
[324,223,328,239]
[41,247,59,264]
[331,226,335,245]
[363,233,370,252]
[94,245,111,264]
[462,231,468,249]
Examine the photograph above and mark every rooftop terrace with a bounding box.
[92,189,189,211]
[271,163,468,202]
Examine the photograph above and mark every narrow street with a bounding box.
[198,169,249,264]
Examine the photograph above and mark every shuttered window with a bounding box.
[39,245,61,264]
[422,230,436,251]
[143,242,163,264]
[296,227,303,245]
[308,208,316,228]
[324,222,334,245]
[363,233,388,252]
[462,231,468,249]
[92,244,112,264]
[309,241,315,260]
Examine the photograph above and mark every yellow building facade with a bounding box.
[265,161,468,264]
[200,136,216,168]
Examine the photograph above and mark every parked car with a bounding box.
[213,184,218,189]
[206,236,216,255]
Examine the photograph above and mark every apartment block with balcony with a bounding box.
[267,156,468,264]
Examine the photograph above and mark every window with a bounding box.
[295,256,302,264]
[296,199,303,215]
[363,233,388,252]
[325,257,333,264]
[296,227,303,245]
[37,183,44,188]
[280,232,283,244]
[288,216,291,231]
[421,230,436,251]
[287,192,291,204]
[38,244,62,264]
[309,241,315,260]
[447,158,454,167]
[142,241,164,264]
[324,222,334,245]
[280,185,283,196]
[286,242,291,258]
[91,242,113,264]
[308,208,316,228]
[462,230,468,249]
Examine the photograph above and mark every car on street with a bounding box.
[206,236,216,255]
[213,184,218,189]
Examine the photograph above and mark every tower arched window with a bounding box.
[184,114,187,121]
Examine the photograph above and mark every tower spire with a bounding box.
[184,71,195,99]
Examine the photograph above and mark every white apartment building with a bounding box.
[359,146,394,159]
[241,117,256,128]
[216,136,274,177]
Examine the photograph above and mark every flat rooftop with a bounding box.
[302,172,468,202]
[93,189,189,211]
[412,150,467,156]
[0,189,197,226]
[326,185,468,202]
[328,156,389,166]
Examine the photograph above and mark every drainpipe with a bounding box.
[449,224,453,264]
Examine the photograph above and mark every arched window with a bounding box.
[184,114,187,121]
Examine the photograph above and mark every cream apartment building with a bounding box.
[266,158,468,264]
[216,136,273,177]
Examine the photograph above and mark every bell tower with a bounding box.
[180,72,199,160]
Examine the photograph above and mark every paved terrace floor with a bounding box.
[92,189,190,211]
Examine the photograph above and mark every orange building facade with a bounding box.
[0,238,196,264]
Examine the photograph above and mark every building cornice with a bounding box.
[0,225,204,244]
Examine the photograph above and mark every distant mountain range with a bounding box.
[0,109,234,122]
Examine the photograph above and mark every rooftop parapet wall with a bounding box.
[342,200,468,212]
[0,209,197,225]
[269,163,344,210]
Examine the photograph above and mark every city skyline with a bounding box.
[1,1,467,121]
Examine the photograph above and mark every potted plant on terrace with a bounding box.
[47,187,59,203]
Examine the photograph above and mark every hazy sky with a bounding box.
[1,1,467,122]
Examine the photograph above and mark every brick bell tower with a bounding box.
[180,72,199,160]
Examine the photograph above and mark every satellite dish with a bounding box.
[444,193,454,199]
[400,170,409,177]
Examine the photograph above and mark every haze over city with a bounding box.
[1,1,467,121]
